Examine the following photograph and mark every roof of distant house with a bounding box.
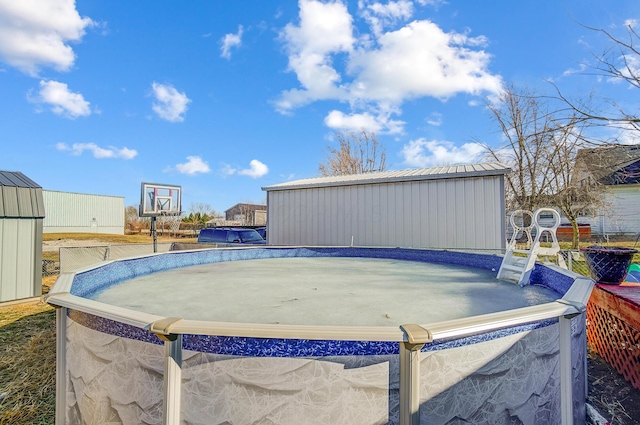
[575,144,640,185]
[224,203,267,213]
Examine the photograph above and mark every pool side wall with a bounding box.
[54,247,588,425]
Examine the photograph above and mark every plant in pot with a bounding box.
[580,245,639,285]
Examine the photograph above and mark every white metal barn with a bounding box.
[43,190,125,234]
[262,163,510,250]
[0,171,45,303]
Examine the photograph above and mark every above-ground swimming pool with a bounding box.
[47,246,594,425]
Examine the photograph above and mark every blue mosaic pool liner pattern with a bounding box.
[65,246,572,357]
[68,309,557,357]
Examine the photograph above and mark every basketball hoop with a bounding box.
[139,182,183,252]
[139,182,182,217]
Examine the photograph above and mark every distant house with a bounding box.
[573,145,640,236]
[224,203,267,226]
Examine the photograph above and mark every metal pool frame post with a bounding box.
[559,315,575,425]
[150,318,184,425]
[399,324,432,425]
[55,306,68,425]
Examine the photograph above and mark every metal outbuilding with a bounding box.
[43,190,125,234]
[262,162,510,250]
[0,170,45,302]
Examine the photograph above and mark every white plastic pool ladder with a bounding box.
[498,208,566,286]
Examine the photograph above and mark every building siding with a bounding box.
[266,174,506,250]
[579,184,640,236]
[43,190,124,234]
[0,170,43,303]
[0,216,43,302]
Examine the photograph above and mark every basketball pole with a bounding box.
[152,216,157,253]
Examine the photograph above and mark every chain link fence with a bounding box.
[42,259,60,277]
[559,250,590,276]
[58,243,176,273]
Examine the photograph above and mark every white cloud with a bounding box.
[426,112,442,126]
[175,156,211,175]
[347,20,502,102]
[324,107,405,134]
[608,54,640,86]
[277,2,502,134]
[31,79,91,118]
[151,82,191,122]
[276,0,354,112]
[219,160,268,178]
[415,0,447,7]
[220,25,243,59]
[359,0,413,36]
[239,159,269,178]
[220,163,237,177]
[56,142,137,159]
[400,138,484,167]
[325,110,382,132]
[0,0,94,75]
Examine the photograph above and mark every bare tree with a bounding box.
[483,85,559,212]
[190,202,215,217]
[553,23,640,133]
[482,85,606,248]
[319,130,387,176]
[545,117,608,248]
[124,205,146,232]
[125,205,139,225]
[185,203,217,228]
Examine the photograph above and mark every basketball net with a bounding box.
[158,211,182,233]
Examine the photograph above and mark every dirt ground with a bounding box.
[42,238,109,252]
[588,349,640,425]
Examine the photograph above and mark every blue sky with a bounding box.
[1,1,639,214]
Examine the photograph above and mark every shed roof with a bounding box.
[262,162,510,192]
[0,170,45,218]
[0,170,41,188]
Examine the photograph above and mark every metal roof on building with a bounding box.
[0,170,45,218]
[0,170,41,188]
[262,162,511,191]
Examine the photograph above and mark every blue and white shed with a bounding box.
[0,170,45,302]
[262,163,510,250]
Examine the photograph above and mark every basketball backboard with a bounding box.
[139,182,182,217]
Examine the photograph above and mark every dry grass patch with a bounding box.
[43,232,196,245]
[0,302,56,425]
[41,276,58,296]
